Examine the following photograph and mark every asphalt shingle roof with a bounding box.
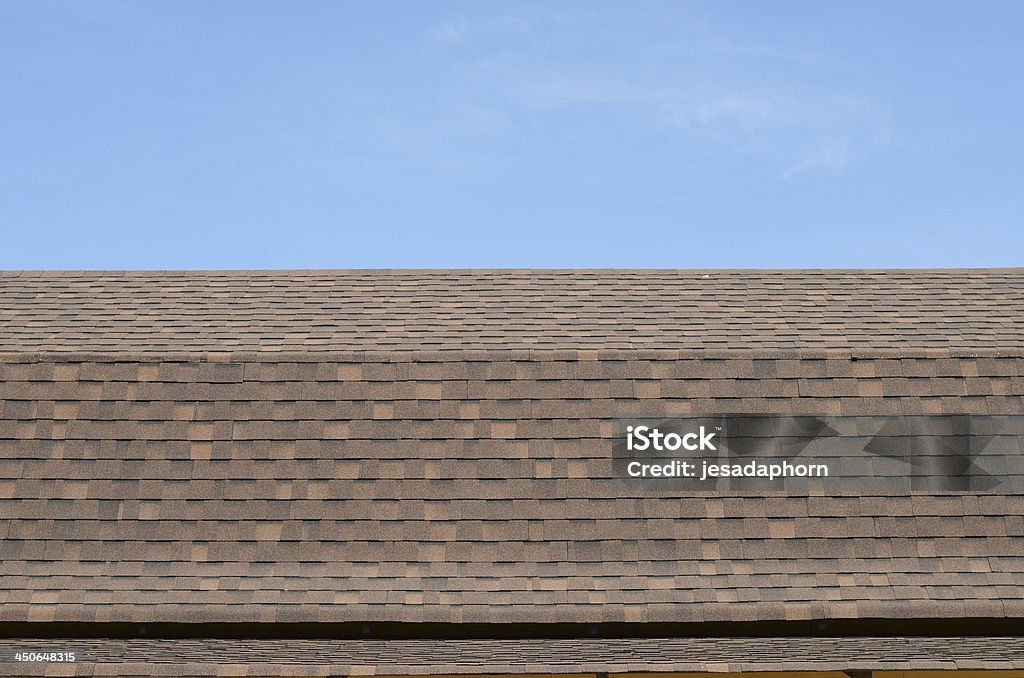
[1,270,1023,642]
[2,349,1023,625]
[2,269,1024,352]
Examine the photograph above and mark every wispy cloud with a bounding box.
[779,137,852,180]
[338,6,894,180]
[507,73,792,130]
[496,64,888,177]
[425,15,530,44]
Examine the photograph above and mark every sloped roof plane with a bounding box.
[1,269,1023,675]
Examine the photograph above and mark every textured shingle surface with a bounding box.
[2,269,1024,352]
[2,636,1023,676]
[1,270,1024,629]
[1,353,1023,624]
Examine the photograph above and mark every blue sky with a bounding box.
[1,1,1022,268]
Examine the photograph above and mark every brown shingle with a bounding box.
[2,270,1024,628]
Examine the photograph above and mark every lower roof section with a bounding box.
[1,636,1023,676]
[3,354,1024,625]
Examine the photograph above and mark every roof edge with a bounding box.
[3,617,1024,639]
[4,267,1024,275]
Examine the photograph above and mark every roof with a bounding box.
[2,269,1024,353]
[3,351,1023,625]
[2,636,1023,676]
[1,270,1023,631]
